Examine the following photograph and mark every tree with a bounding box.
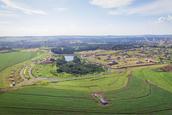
[73,56,81,64]
[56,56,66,66]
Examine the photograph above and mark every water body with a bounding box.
[64,55,74,62]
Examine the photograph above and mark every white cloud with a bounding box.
[1,0,46,15]
[53,7,68,12]
[128,0,172,15]
[91,0,172,16]
[0,10,17,16]
[108,9,126,15]
[156,15,172,23]
[89,0,134,9]
[0,21,10,24]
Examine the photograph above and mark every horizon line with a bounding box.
[1,34,172,37]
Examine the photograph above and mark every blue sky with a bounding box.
[0,0,172,36]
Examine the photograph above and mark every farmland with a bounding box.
[0,51,38,88]
[0,0,172,113]
[1,65,172,114]
[0,48,172,115]
[0,51,37,71]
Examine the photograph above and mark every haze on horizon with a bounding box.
[0,0,172,36]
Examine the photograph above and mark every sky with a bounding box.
[0,0,172,36]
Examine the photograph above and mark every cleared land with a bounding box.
[0,51,37,71]
[1,66,172,114]
[0,51,38,88]
[1,50,172,114]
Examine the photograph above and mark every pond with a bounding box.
[64,55,74,62]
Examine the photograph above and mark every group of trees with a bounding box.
[56,56,67,65]
[51,43,145,55]
[56,56,104,75]
[51,47,74,54]
[51,45,98,54]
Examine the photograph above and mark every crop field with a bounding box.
[0,51,37,71]
[1,64,172,114]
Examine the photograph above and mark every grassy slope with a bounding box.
[32,64,57,78]
[1,64,172,114]
[47,71,128,92]
[0,71,129,115]
[32,64,74,78]
[0,51,37,71]
[133,66,172,93]
[0,51,37,88]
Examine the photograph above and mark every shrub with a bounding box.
[160,65,172,72]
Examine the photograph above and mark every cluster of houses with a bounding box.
[145,58,157,63]
[39,57,55,64]
[40,58,55,64]
[79,48,171,68]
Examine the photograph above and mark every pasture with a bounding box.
[0,51,37,71]
[0,51,38,88]
[1,65,172,114]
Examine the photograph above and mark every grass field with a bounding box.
[0,51,37,71]
[0,51,38,88]
[1,65,172,114]
[133,66,172,93]
[1,50,172,114]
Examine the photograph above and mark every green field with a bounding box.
[1,51,172,114]
[1,65,172,114]
[0,51,37,71]
[0,51,38,88]
[133,66,172,93]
